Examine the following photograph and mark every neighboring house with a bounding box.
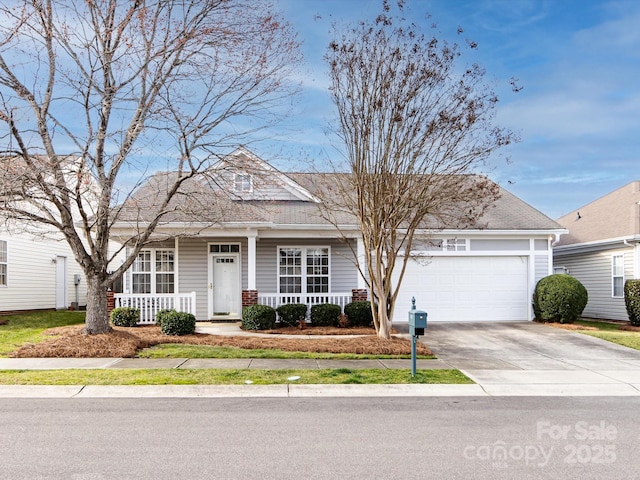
[554,181,640,321]
[110,147,565,323]
[0,227,87,314]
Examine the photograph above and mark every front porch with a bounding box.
[112,290,366,325]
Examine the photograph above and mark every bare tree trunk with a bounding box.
[83,275,111,335]
[374,293,392,340]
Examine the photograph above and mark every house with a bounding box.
[110,147,565,323]
[0,155,91,314]
[0,226,88,314]
[553,181,640,321]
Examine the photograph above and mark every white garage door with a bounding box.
[393,256,529,322]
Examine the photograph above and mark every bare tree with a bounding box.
[0,0,301,333]
[322,2,515,339]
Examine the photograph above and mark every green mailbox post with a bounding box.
[408,297,427,377]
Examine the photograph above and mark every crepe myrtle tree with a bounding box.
[0,0,301,333]
[321,1,516,339]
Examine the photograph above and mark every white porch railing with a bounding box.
[257,293,353,313]
[114,292,197,324]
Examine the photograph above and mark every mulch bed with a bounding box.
[11,325,431,358]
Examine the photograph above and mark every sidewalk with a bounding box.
[2,322,640,397]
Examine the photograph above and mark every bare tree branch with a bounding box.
[320,3,515,338]
[0,0,301,333]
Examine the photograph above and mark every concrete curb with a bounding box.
[0,384,486,398]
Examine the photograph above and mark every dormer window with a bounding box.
[234,173,252,192]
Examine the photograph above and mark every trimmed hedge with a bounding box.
[157,309,196,336]
[110,307,140,327]
[310,303,341,327]
[242,304,276,330]
[276,303,308,327]
[344,301,373,327]
[625,279,640,326]
[533,274,588,324]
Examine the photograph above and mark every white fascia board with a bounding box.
[411,228,568,238]
[554,235,640,255]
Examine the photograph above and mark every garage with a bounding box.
[393,256,530,322]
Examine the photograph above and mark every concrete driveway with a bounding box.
[415,321,640,395]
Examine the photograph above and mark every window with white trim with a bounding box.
[130,249,174,294]
[278,247,329,294]
[443,238,467,251]
[0,240,6,287]
[612,254,624,298]
[424,239,467,251]
[234,174,252,192]
[155,250,175,294]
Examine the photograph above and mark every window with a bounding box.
[279,247,329,294]
[0,240,6,286]
[612,255,624,297]
[234,174,252,192]
[444,238,467,251]
[210,244,240,253]
[155,250,175,294]
[424,238,467,251]
[132,251,151,294]
[130,249,174,294]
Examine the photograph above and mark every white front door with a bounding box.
[55,255,67,310]
[209,254,240,318]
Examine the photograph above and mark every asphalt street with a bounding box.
[1,396,639,479]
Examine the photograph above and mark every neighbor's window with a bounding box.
[0,240,6,286]
[612,254,624,297]
[278,247,329,294]
[234,174,252,192]
[130,249,175,294]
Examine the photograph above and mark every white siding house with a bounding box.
[0,228,87,313]
[111,147,565,323]
[554,181,640,321]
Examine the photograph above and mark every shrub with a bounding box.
[344,301,373,327]
[276,303,308,327]
[159,310,196,336]
[532,274,588,324]
[310,303,341,327]
[155,309,174,327]
[241,304,276,330]
[625,279,640,326]
[110,307,139,327]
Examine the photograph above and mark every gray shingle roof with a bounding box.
[119,173,562,231]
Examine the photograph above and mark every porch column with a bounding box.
[357,237,367,289]
[174,237,180,293]
[247,232,257,290]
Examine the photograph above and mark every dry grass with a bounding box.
[11,324,431,358]
[548,323,598,331]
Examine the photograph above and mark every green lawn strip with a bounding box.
[0,368,471,385]
[568,319,640,351]
[138,344,435,360]
[580,331,640,350]
[0,311,86,357]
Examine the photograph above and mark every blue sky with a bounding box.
[259,0,640,220]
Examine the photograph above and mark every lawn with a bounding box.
[552,319,640,350]
[0,311,456,385]
[0,368,471,385]
[0,310,86,357]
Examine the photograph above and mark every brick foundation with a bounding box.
[107,289,115,317]
[242,290,259,308]
[352,288,368,303]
